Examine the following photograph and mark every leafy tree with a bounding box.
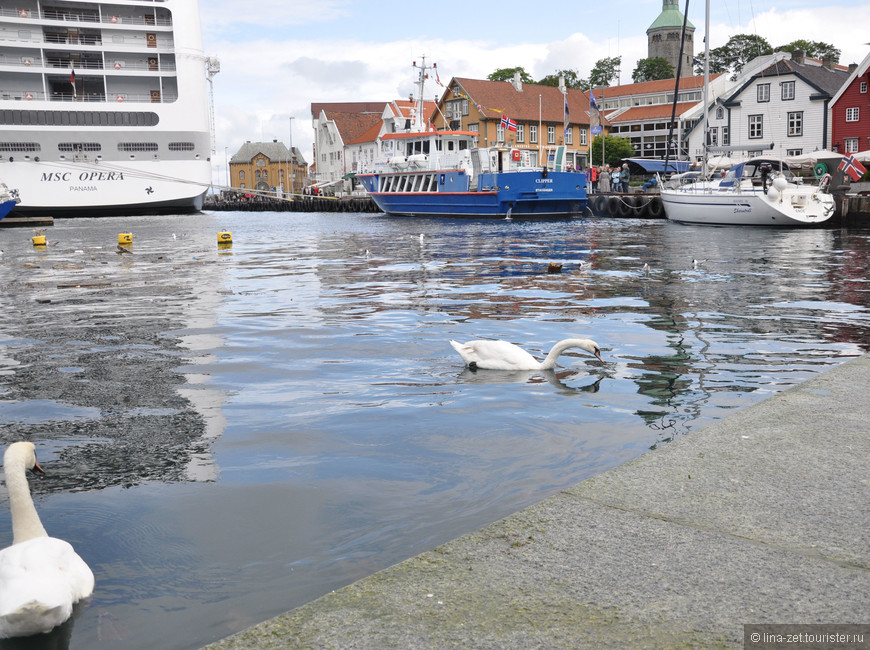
[695,34,773,80]
[488,67,534,84]
[537,68,585,89]
[590,134,635,167]
[589,57,622,88]
[632,57,675,83]
[776,39,841,62]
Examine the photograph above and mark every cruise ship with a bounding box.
[0,0,216,216]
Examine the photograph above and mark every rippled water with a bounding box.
[1,212,868,649]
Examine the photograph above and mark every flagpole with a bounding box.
[538,94,542,167]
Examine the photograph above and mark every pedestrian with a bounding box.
[621,163,631,193]
[611,166,620,193]
[599,166,611,193]
[589,165,599,193]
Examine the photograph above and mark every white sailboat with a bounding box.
[658,0,836,226]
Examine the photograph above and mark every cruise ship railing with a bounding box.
[2,8,172,27]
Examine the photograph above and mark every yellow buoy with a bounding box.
[217,231,232,245]
[118,233,133,245]
[32,235,46,246]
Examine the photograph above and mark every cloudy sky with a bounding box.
[198,0,869,185]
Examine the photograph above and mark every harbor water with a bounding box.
[1,211,869,649]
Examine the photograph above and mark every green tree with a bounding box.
[589,57,622,88]
[537,68,585,89]
[487,67,534,84]
[590,134,635,167]
[776,39,840,62]
[696,34,773,79]
[632,57,675,83]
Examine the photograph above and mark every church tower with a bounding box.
[647,0,695,77]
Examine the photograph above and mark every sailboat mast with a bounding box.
[701,0,710,179]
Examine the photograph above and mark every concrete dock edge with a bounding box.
[205,353,870,649]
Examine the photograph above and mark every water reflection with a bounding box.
[0,213,868,650]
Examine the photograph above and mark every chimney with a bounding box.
[792,49,804,65]
[849,63,858,74]
[822,55,835,70]
[511,71,523,92]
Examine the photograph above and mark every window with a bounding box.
[860,81,867,93]
[564,128,573,145]
[749,114,763,139]
[547,125,555,144]
[845,138,859,153]
[61,142,101,152]
[168,142,194,151]
[787,111,803,136]
[580,127,587,146]
[722,126,729,146]
[496,124,505,142]
[715,107,724,120]
[757,83,770,103]
[846,107,860,122]
[467,123,478,133]
[0,142,41,152]
[239,170,245,180]
[708,127,718,146]
[786,149,803,156]
[516,124,524,143]
[529,125,538,144]
[781,81,795,101]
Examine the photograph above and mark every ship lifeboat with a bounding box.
[391,155,409,170]
[408,154,429,169]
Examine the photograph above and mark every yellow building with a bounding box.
[229,140,308,196]
[432,76,605,170]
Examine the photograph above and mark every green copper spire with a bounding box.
[648,0,695,31]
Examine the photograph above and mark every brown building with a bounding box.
[431,75,602,170]
[229,140,307,196]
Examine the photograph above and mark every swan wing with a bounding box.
[0,537,94,638]
[450,340,540,370]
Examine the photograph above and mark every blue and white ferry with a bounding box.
[356,61,587,219]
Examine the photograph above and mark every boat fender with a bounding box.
[818,173,832,192]
[617,197,634,217]
[766,187,780,202]
[647,196,664,218]
[607,196,620,217]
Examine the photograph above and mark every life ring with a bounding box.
[110,15,119,23]
[647,196,664,218]
[22,58,31,66]
[511,149,521,162]
[116,95,125,102]
[18,9,29,18]
[114,61,122,69]
[813,162,828,178]
[24,92,34,101]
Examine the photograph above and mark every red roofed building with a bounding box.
[829,50,870,155]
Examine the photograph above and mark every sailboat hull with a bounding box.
[661,186,834,226]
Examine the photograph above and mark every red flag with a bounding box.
[839,155,867,182]
[500,114,517,132]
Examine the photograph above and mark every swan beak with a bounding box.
[30,459,45,476]
[593,348,603,362]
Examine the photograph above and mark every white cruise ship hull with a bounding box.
[5,159,209,216]
[0,0,214,217]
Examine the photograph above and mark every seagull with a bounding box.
[450,338,603,371]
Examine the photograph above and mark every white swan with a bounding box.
[450,338,603,370]
[0,442,94,639]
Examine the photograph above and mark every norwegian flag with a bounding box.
[839,155,867,182]
[500,114,517,132]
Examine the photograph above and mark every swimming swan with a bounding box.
[450,338,603,371]
[0,442,94,639]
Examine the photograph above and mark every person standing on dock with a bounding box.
[621,163,630,193]
[589,165,599,193]
[599,166,611,193]
[611,166,620,192]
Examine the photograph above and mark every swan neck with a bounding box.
[540,340,573,370]
[5,456,48,544]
